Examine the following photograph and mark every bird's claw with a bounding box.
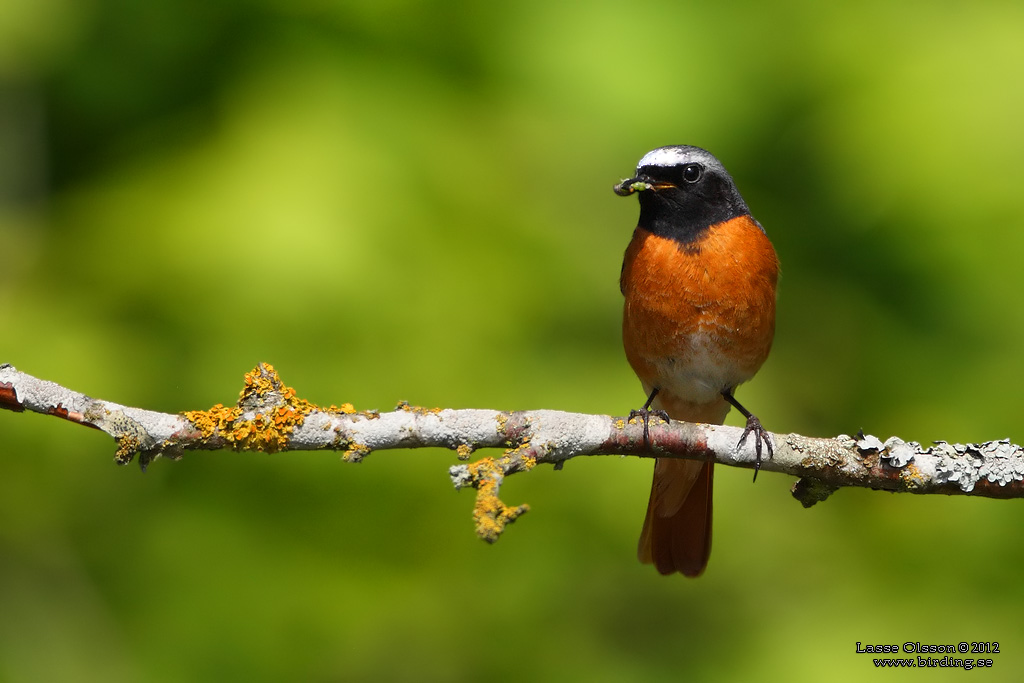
[736,414,773,482]
[629,407,670,446]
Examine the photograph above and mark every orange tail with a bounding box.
[638,458,714,576]
[636,394,727,577]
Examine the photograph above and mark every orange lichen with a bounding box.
[520,451,538,471]
[342,443,372,463]
[181,363,352,454]
[456,443,474,461]
[500,444,537,472]
[114,433,143,465]
[899,462,926,489]
[396,400,442,416]
[466,457,529,543]
[182,403,242,439]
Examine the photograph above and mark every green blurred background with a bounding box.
[2,1,1023,680]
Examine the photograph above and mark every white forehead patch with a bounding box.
[637,147,694,169]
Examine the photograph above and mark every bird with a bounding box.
[614,145,778,577]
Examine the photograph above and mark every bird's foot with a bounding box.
[736,414,774,482]
[629,407,670,447]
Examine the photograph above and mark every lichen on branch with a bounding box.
[181,363,355,455]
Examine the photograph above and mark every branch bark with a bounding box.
[2,362,1022,543]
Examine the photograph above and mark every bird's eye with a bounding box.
[682,164,703,183]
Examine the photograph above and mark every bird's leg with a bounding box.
[721,389,773,482]
[629,387,670,447]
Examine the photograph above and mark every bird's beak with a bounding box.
[613,177,651,196]
[613,176,673,196]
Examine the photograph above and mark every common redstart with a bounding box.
[614,145,778,577]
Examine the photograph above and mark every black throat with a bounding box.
[637,187,751,245]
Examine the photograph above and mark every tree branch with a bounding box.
[3,362,1022,543]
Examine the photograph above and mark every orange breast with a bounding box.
[621,216,778,417]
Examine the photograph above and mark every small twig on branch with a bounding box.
[2,362,1022,543]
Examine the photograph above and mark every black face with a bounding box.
[616,145,755,244]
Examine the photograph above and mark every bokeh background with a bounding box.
[2,1,1024,680]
